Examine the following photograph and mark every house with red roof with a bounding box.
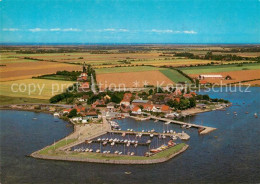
[120,93,132,107]
[131,106,142,115]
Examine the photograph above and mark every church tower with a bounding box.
[83,62,86,73]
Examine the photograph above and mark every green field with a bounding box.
[0,95,49,105]
[95,66,159,74]
[160,69,192,83]
[180,63,260,74]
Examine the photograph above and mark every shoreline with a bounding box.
[30,144,189,165]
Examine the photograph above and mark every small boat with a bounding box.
[106,138,109,141]
[89,149,93,152]
[130,152,135,156]
[114,151,119,154]
[131,140,135,143]
[186,125,192,129]
[111,142,115,146]
[146,140,151,144]
[124,140,128,143]
[122,132,126,137]
[107,151,110,154]
[255,113,258,118]
[162,135,166,139]
[85,148,89,152]
[135,140,138,144]
[226,112,230,115]
[172,136,177,140]
[119,152,122,155]
[32,118,37,120]
[96,149,100,153]
[150,149,160,153]
[126,143,130,147]
[154,119,159,122]
[134,143,138,147]
[97,138,101,141]
[142,130,144,132]
[150,134,154,138]
[103,141,107,146]
[181,124,186,128]
[102,138,105,141]
[125,171,131,175]
[103,151,107,153]
[109,139,113,142]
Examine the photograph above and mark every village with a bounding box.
[0,64,231,164]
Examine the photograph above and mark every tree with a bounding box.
[189,97,196,108]
[179,99,190,110]
[68,109,77,118]
[148,89,154,95]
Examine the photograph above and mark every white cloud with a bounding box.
[103,28,116,32]
[183,30,197,34]
[150,29,197,34]
[2,28,20,31]
[28,28,48,32]
[151,29,174,33]
[50,28,61,31]
[62,28,81,32]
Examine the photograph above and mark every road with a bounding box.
[91,74,97,94]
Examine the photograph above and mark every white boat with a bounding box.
[127,143,130,147]
[119,152,122,155]
[138,133,142,138]
[109,139,113,142]
[107,151,110,154]
[150,134,154,138]
[131,140,135,143]
[114,151,119,154]
[103,141,107,145]
[255,113,258,118]
[154,120,159,122]
[135,140,138,144]
[134,143,138,147]
[124,140,128,143]
[172,136,177,140]
[96,149,100,153]
[102,138,105,141]
[103,151,107,153]
[130,152,135,156]
[162,135,166,139]
[85,148,89,152]
[181,124,186,128]
[111,142,115,146]
[142,130,144,132]
[146,140,151,144]
[97,138,101,141]
[89,149,93,152]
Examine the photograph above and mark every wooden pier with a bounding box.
[109,130,190,140]
[150,116,216,135]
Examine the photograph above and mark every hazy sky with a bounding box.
[1,0,259,44]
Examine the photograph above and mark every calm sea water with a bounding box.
[1,87,260,184]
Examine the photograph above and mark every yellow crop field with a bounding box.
[0,79,74,99]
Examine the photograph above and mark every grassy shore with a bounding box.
[38,141,187,161]
[0,95,49,105]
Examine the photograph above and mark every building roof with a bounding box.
[81,82,89,88]
[161,105,170,111]
[132,99,149,103]
[132,106,141,112]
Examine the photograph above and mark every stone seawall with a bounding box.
[31,145,189,165]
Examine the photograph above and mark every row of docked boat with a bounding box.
[147,140,176,155]
[97,138,139,146]
[73,148,93,152]
[109,121,120,129]
[163,130,176,134]
[181,124,192,129]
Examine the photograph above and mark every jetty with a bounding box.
[109,130,190,140]
[150,116,216,135]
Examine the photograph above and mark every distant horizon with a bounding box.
[1,42,260,46]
